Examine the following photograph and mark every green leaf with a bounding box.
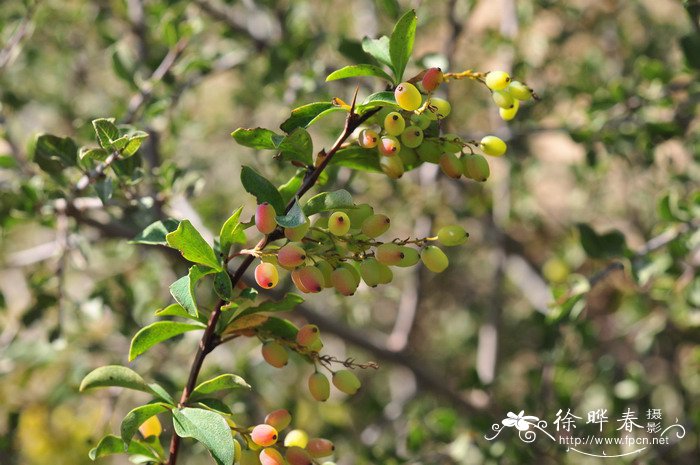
[166,220,221,270]
[277,127,313,165]
[360,91,399,109]
[92,118,120,150]
[280,102,334,133]
[240,165,285,213]
[196,399,233,415]
[326,64,394,84]
[389,9,417,82]
[192,374,251,398]
[231,127,280,150]
[219,207,246,254]
[33,134,78,174]
[362,35,393,69]
[680,34,700,70]
[577,224,628,260]
[79,365,151,393]
[95,178,113,204]
[148,383,175,405]
[172,408,235,465]
[122,130,149,157]
[328,146,382,173]
[111,49,135,87]
[121,403,169,446]
[170,265,218,317]
[79,147,110,162]
[278,170,305,205]
[131,219,181,246]
[237,293,304,318]
[155,303,207,323]
[0,155,17,168]
[89,435,157,461]
[257,317,299,341]
[129,321,205,361]
[275,198,306,228]
[214,271,233,301]
[303,189,355,215]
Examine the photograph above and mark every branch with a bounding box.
[0,2,38,71]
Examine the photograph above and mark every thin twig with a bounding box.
[0,2,38,71]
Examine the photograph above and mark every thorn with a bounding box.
[350,85,359,115]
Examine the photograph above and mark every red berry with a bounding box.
[265,409,292,431]
[259,447,285,465]
[251,424,279,447]
[422,67,443,92]
[256,203,277,234]
[255,262,279,289]
[261,341,288,368]
[306,438,335,458]
[277,243,307,268]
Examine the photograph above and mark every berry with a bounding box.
[341,204,374,228]
[285,447,313,465]
[251,424,279,447]
[306,438,335,458]
[441,134,462,153]
[358,129,379,148]
[328,211,351,236]
[485,71,511,91]
[284,219,310,241]
[265,409,292,431]
[255,262,279,289]
[507,80,533,101]
[396,246,420,267]
[422,67,443,92]
[437,225,469,246]
[259,447,285,465]
[421,246,449,272]
[284,429,309,449]
[491,90,515,109]
[240,449,261,465]
[332,369,361,395]
[394,82,422,111]
[400,126,424,148]
[314,259,334,288]
[499,98,520,121]
[261,341,288,368]
[376,263,393,284]
[359,258,382,287]
[297,266,324,293]
[361,214,391,238]
[340,262,362,286]
[480,135,507,157]
[234,440,242,463]
[380,154,404,179]
[410,113,431,130]
[415,140,440,164]
[331,267,358,296]
[296,324,321,347]
[376,243,404,266]
[378,135,401,156]
[399,146,420,167]
[383,112,406,136]
[255,203,277,234]
[277,243,307,268]
[291,268,311,293]
[463,154,490,182]
[430,97,451,118]
[308,372,330,402]
[439,153,463,179]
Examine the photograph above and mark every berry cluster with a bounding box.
[238,409,336,465]
[252,202,469,294]
[353,67,534,182]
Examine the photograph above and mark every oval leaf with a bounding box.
[172,408,235,465]
[231,127,279,150]
[219,206,245,255]
[389,10,417,82]
[280,102,334,133]
[89,435,157,461]
[121,403,170,446]
[79,365,151,393]
[362,35,393,69]
[131,219,180,246]
[303,190,354,216]
[275,198,306,228]
[326,64,394,83]
[166,220,221,270]
[129,321,205,361]
[237,293,304,318]
[170,265,217,317]
[240,166,285,213]
[192,374,251,398]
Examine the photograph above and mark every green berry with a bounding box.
[507,80,533,101]
[265,409,292,431]
[284,430,309,448]
[380,154,404,179]
[376,262,393,284]
[277,243,307,268]
[421,246,449,273]
[410,113,431,130]
[480,135,507,157]
[255,262,279,289]
[399,146,420,167]
[255,202,277,234]
[361,214,390,238]
[285,447,313,465]
[328,211,351,236]
[306,438,335,458]
[463,153,490,182]
[430,97,451,118]
[296,324,321,347]
[331,267,358,296]
[251,424,279,447]
[259,447,284,465]
[383,112,405,136]
[284,219,310,241]
[378,135,401,156]
[332,369,361,395]
[308,372,330,402]
[261,341,288,368]
[422,67,443,92]
[359,258,382,287]
[358,129,379,148]
[400,126,424,148]
[499,99,520,121]
[485,70,511,91]
[376,243,404,266]
[394,82,422,111]
[439,153,463,179]
[340,262,361,286]
[315,259,334,288]
[416,138,442,163]
[396,246,420,267]
[491,90,515,109]
[437,225,469,246]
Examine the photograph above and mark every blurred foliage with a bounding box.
[0,0,699,464]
